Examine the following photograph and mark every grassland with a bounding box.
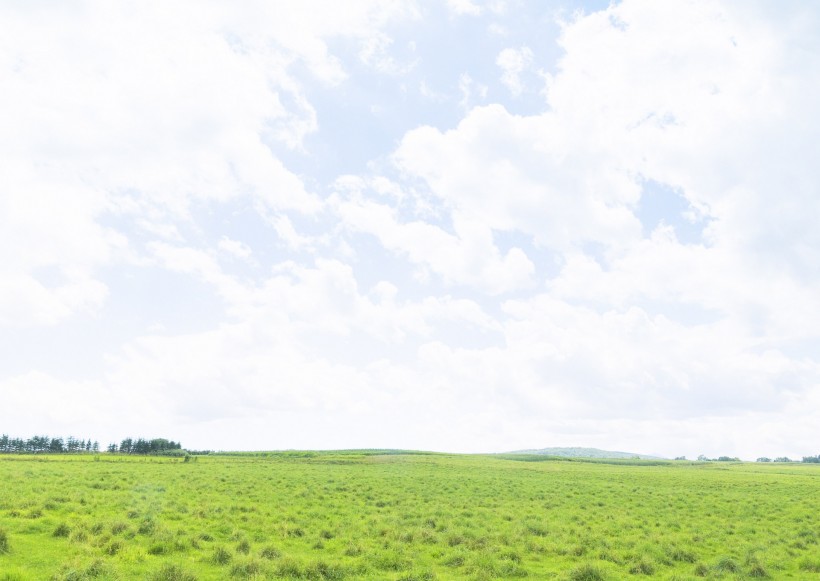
[1,452,819,580]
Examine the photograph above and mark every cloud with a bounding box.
[393,104,643,251]
[496,46,534,96]
[446,0,484,17]
[218,236,253,261]
[0,1,413,327]
[333,176,535,293]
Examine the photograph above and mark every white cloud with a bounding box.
[446,0,484,17]
[334,178,535,294]
[496,46,534,96]
[218,236,253,261]
[393,104,643,251]
[0,1,413,327]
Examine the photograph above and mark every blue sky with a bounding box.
[2,0,819,459]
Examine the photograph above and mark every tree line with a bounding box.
[107,438,182,455]
[756,455,820,463]
[0,434,182,455]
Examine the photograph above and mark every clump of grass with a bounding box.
[343,544,363,557]
[305,560,348,580]
[799,558,820,572]
[692,562,709,576]
[229,560,262,578]
[374,550,410,571]
[748,561,770,578]
[667,545,697,563]
[147,541,170,555]
[235,538,250,554]
[568,563,607,581]
[150,564,197,581]
[442,552,466,567]
[446,534,465,547]
[53,523,71,538]
[743,552,770,578]
[105,540,122,555]
[714,556,740,573]
[211,546,232,565]
[84,560,108,578]
[52,559,110,580]
[526,524,548,537]
[110,521,128,535]
[259,545,282,559]
[276,558,304,577]
[89,522,104,535]
[397,571,436,581]
[628,556,655,575]
[0,528,9,554]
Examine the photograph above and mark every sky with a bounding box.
[2,0,819,460]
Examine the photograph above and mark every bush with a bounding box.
[0,528,9,554]
[53,523,71,538]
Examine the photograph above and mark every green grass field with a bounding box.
[1,452,819,580]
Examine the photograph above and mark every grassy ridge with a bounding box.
[1,453,819,579]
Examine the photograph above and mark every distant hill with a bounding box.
[505,447,665,460]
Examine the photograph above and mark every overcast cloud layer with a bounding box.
[2,0,819,460]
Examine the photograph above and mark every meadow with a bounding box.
[0,452,819,580]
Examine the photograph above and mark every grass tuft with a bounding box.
[229,559,262,578]
[714,556,740,573]
[628,556,656,575]
[211,545,232,565]
[259,545,282,559]
[799,557,820,572]
[0,528,9,554]
[150,563,197,581]
[567,563,607,581]
[235,538,250,555]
